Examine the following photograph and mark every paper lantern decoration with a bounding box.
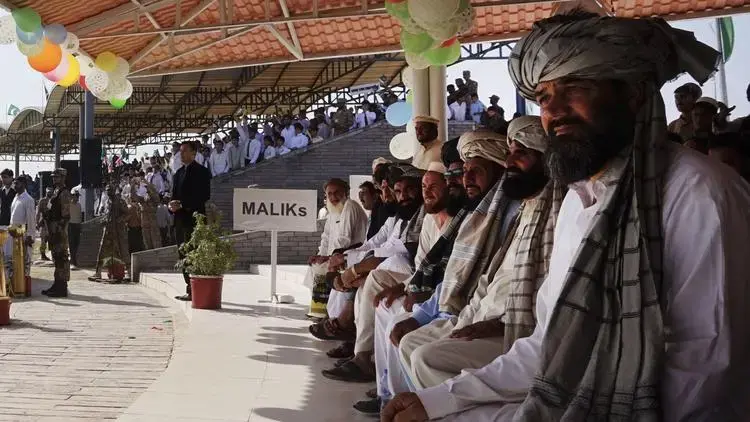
[389,132,415,160]
[77,55,95,76]
[57,54,80,88]
[423,41,461,66]
[44,24,67,45]
[385,101,412,127]
[16,26,43,45]
[62,33,79,52]
[28,39,63,73]
[95,51,118,73]
[79,75,88,91]
[110,98,127,109]
[400,30,434,54]
[405,51,430,70]
[12,7,42,34]
[0,16,18,45]
[43,53,70,82]
[86,69,110,98]
[111,57,130,78]
[17,38,43,56]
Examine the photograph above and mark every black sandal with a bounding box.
[365,388,378,399]
[321,361,375,383]
[309,318,355,341]
[326,341,354,359]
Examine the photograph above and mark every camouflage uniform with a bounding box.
[36,194,51,258]
[332,108,354,135]
[93,189,129,279]
[134,182,161,250]
[42,169,70,297]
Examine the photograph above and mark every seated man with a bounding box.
[400,116,565,390]
[321,163,449,383]
[383,12,750,421]
[305,178,368,319]
[310,171,423,358]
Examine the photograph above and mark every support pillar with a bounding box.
[13,141,19,179]
[53,128,61,169]
[428,66,448,142]
[410,66,446,169]
[82,91,96,221]
[411,68,430,118]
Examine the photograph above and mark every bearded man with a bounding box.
[382,11,750,422]
[412,116,443,170]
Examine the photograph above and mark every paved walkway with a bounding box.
[129,271,374,422]
[0,265,180,421]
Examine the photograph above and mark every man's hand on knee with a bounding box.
[389,317,420,347]
[374,284,406,307]
[381,392,428,422]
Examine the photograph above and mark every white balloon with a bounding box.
[408,0,461,28]
[389,132,415,160]
[77,55,95,76]
[0,15,17,45]
[405,52,430,70]
[87,69,110,98]
[63,32,79,52]
[17,39,43,56]
[111,57,130,78]
[402,66,414,89]
[122,79,133,99]
[107,77,128,97]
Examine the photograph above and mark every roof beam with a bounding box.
[278,0,303,57]
[70,0,176,36]
[266,25,304,60]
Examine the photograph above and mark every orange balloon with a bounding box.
[28,38,62,73]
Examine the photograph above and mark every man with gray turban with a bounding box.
[383,11,750,422]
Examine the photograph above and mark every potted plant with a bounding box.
[101,257,126,281]
[177,213,236,309]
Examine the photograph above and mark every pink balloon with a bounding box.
[43,53,70,82]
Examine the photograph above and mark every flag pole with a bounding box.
[715,18,729,105]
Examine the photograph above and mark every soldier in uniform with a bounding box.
[91,184,129,280]
[41,168,71,297]
[332,101,355,135]
[36,188,52,261]
[131,179,161,249]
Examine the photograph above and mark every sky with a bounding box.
[1,10,749,175]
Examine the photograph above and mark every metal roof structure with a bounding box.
[0,0,748,160]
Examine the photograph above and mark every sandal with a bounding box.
[327,341,354,359]
[321,361,375,383]
[309,318,355,341]
[366,388,378,399]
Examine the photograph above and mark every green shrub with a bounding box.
[176,213,236,276]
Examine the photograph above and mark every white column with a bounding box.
[429,66,448,143]
[411,68,431,118]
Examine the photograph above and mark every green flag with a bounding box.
[719,17,734,63]
[7,105,20,117]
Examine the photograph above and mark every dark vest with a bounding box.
[0,187,16,225]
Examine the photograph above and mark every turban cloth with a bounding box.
[507,116,548,153]
[457,129,509,167]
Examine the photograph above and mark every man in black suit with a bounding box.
[170,141,212,301]
[0,169,16,226]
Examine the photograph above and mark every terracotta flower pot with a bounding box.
[0,297,11,326]
[107,263,126,280]
[190,275,224,309]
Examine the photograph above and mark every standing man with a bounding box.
[411,116,443,170]
[469,93,486,124]
[133,179,161,250]
[90,184,129,281]
[0,169,16,225]
[463,70,478,96]
[170,141,212,301]
[209,139,230,177]
[668,82,702,142]
[68,190,82,267]
[9,176,36,281]
[244,128,262,165]
[36,188,52,261]
[156,195,173,246]
[41,168,71,298]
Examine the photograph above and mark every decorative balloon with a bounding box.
[43,53,70,82]
[110,98,127,110]
[401,66,414,88]
[16,38,43,56]
[385,1,410,21]
[422,41,461,66]
[389,132,415,160]
[57,54,80,87]
[79,75,89,91]
[0,15,16,45]
[406,91,413,104]
[385,101,412,127]
[95,51,118,73]
[86,69,110,98]
[406,119,416,134]
[408,0,461,30]
[111,57,130,78]
[405,51,430,70]
[12,7,42,34]
[44,24,67,45]
[28,39,63,73]
[62,32,79,52]
[77,55,95,76]
[400,30,434,54]
[16,26,43,44]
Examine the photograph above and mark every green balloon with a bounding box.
[400,30,434,54]
[12,7,42,33]
[423,42,462,66]
[110,98,127,109]
[385,2,410,21]
[406,91,413,104]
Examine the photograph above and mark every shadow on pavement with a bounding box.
[0,320,74,333]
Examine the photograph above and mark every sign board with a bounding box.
[349,83,380,97]
[233,188,317,232]
[349,175,373,210]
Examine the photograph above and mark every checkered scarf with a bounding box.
[508,14,719,419]
[438,177,513,314]
[502,181,566,352]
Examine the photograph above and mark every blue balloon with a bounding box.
[16,25,42,45]
[385,101,412,127]
[44,24,67,45]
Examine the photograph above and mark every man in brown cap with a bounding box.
[42,168,71,297]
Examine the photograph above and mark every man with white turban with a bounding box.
[383,11,750,422]
[397,116,566,392]
[412,116,443,170]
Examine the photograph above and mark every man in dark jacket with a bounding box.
[0,169,16,225]
[170,141,212,301]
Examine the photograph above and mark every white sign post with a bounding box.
[234,188,318,303]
